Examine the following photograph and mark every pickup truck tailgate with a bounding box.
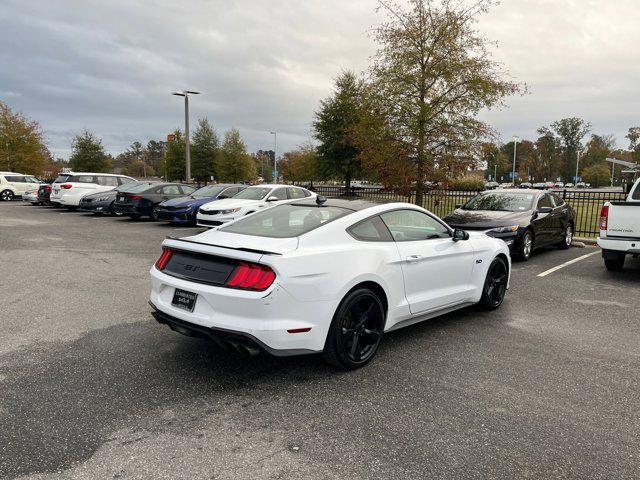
[606,202,640,238]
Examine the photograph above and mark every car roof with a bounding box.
[483,188,542,195]
[291,198,379,211]
[59,172,132,176]
[247,184,306,189]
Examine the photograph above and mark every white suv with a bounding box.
[196,184,315,227]
[50,172,137,209]
[0,172,44,201]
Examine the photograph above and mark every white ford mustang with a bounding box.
[149,197,511,369]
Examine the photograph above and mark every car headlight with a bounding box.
[96,196,110,202]
[220,208,241,214]
[488,225,519,234]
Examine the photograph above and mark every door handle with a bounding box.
[406,255,422,262]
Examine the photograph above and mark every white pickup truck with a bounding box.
[597,178,640,271]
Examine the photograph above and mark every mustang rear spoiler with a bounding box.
[165,236,283,256]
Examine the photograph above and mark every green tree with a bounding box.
[253,151,274,182]
[216,129,256,183]
[361,0,523,204]
[164,129,185,181]
[536,127,563,181]
[0,101,49,175]
[582,134,616,170]
[481,142,508,181]
[278,143,318,183]
[549,117,591,181]
[581,163,611,187]
[626,126,640,163]
[146,140,165,173]
[191,118,219,183]
[313,71,363,188]
[69,130,110,172]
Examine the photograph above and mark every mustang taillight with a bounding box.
[130,195,142,200]
[61,184,72,189]
[44,185,52,191]
[226,262,276,291]
[600,205,609,230]
[155,248,174,270]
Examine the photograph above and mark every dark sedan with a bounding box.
[113,182,197,220]
[79,181,155,216]
[443,189,574,261]
[155,184,246,225]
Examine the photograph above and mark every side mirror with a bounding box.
[537,206,553,214]
[266,196,279,202]
[452,229,469,241]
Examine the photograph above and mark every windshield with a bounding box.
[192,185,225,198]
[463,192,535,212]
[233,187,270,200]
[221,204,352,238]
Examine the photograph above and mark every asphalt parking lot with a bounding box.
[1,201,639,479]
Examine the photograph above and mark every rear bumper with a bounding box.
[114,204,148,217]
[149,266,333,354]
[597,237,640,255]
[79,200,112,212]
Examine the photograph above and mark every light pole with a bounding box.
[511,136,520,185]
[172,90,200,182]
[270,131,277,181]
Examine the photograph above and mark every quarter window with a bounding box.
[180,185,197,195]
[288,187,307,199]
[76,175,95,183]
[348,216,393,242]
[380,210,450,241]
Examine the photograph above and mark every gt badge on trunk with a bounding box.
[172,288,197,312]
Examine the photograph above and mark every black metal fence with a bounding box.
[300,185,626,238]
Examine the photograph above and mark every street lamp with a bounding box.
[575,146,587,183]
[511,135,520,186]
[172,90,200,182]
[270,131,277,181]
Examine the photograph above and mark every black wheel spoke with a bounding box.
[350,336,360,360]
[361,328,380,345]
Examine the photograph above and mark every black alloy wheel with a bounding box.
[479,257,509,310]
[516,230,533,261]
[1,190,14,201]
[323,289,385,370]
[150,205,161,221]
[558,224,573,250]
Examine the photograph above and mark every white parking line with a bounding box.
[537,251,600,277]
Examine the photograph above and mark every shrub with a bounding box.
[449,174,485,191]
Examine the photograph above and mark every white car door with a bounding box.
[380,209,476,315]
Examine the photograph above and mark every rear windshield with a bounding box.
[233,187,271,200]
[633,183,640,201]
[463,192,535,212]
[125,182,158,193]
[116,181,152,193]
[220,204,352,238]
[192,185,225,198]
[54,175,70,183]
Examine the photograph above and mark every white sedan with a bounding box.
[196,184,315,227]
[150,198,511,369]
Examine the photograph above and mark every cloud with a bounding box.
[1,0,638,159]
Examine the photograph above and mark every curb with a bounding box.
[573,237,598,246]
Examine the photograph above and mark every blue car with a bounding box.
[155,184,246,225]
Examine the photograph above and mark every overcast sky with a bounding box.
[1,0,639,159]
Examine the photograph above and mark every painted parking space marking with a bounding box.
[537,251,600,277]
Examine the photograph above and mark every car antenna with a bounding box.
[316,195,327,205]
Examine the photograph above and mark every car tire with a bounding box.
[1,190,14,201]
[150,205,160,221]
[558,223,573,250]
[128,214,141,220]
[515,230,533,261]
[110,202,123,217]
[323,288,385,370]
[478,257,509,310]
[604,256,625,272]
